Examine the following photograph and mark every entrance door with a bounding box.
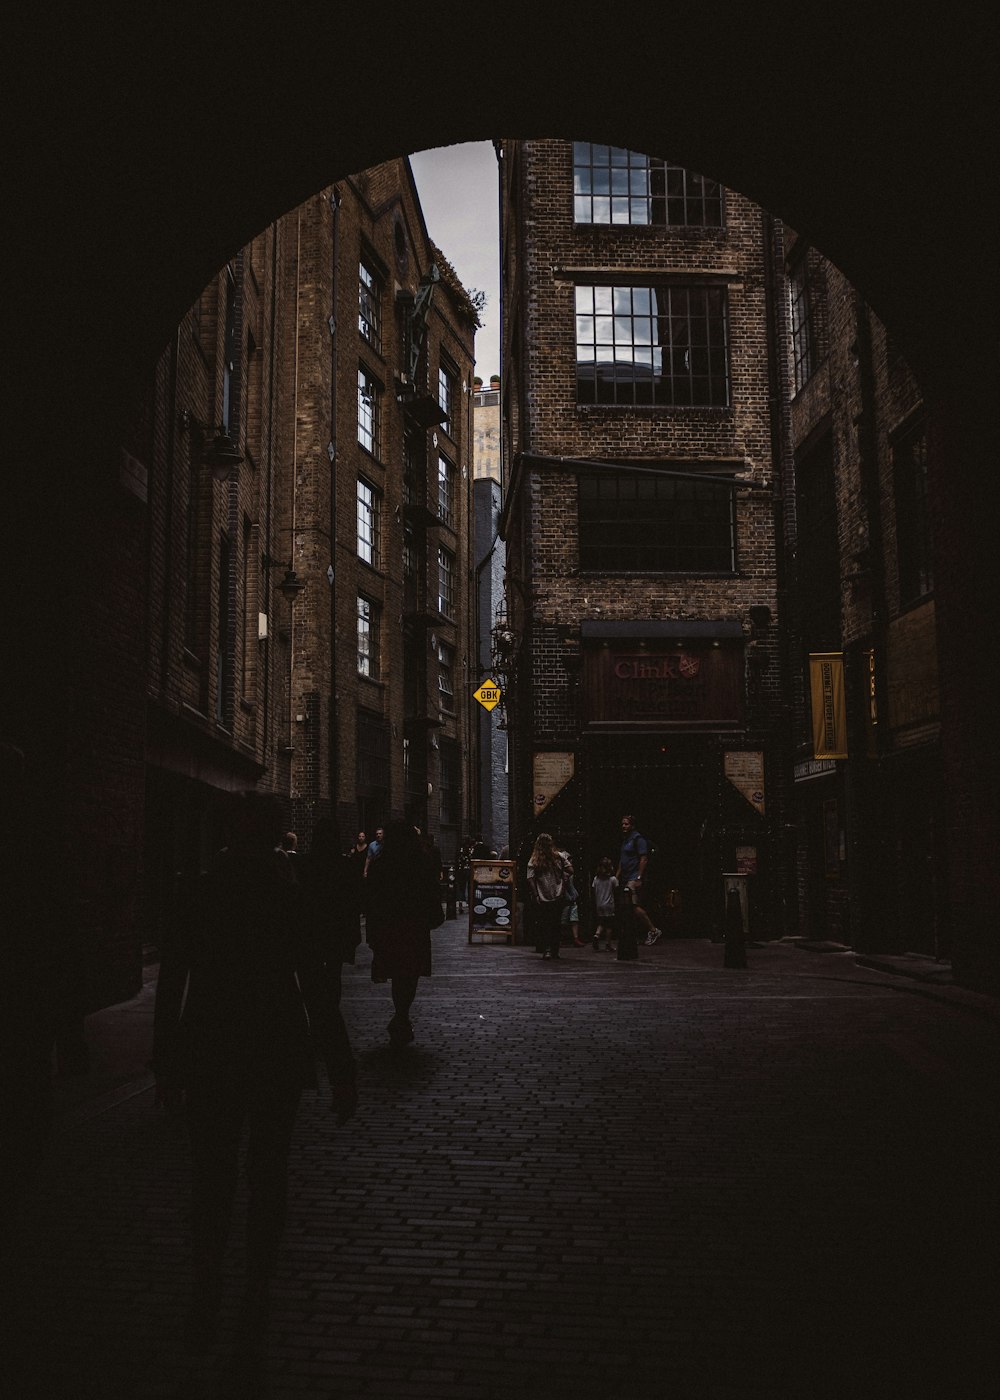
[583,736,724,935]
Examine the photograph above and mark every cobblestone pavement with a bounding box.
[3,924,999,1399]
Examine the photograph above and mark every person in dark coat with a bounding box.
[299,816,362,1005]
[364,820,439,1048]
[152,791,357,1346]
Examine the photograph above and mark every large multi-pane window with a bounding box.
[357,594,380,679]
[575,284,730,407]
[893,419,933,605]
[358,258,382,352]
[578,471,736,572]
[573,144,723,227]
[438,361,457,437]
[788,256,816,393]
[357,476,379,567]
[437,453,456,528]
[437,545,455,618]
[437,639,455,707]
[357,364,381,456]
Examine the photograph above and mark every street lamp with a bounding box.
[262,551,305,602]
[179,409,244,482]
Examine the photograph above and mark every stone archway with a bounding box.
[4,9,998,988]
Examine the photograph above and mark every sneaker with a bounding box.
[645,928,663,945]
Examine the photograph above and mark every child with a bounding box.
[591,856,619,951]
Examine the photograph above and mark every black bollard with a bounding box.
[616,893,639,961]
[723,888,747,968]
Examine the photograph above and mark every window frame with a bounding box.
[437,637,455,707]
[572,143,724,228]
[437,544,456,618]
[577,470,737,574]
[357,363,382,458]
[357,592,381,680]
[437,452,457,529]
[358,257,383,354]
[438,360,457,438]
[788,254,816,394]
[575,282,731,408]
[356,475,380,569]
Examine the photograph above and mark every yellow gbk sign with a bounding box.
[473,679,502,712]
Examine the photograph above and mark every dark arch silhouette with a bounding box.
[4,9,998,987]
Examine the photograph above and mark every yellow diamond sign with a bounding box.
[473,679,502,712]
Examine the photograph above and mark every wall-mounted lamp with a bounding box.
[180,409,244,481]
[262,552,305,602]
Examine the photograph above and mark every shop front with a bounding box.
[575,622,775,938]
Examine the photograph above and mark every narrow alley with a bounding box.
[3,925,998,1400]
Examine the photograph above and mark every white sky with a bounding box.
[409,141,501,383]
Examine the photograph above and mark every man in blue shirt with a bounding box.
[363,826,384,879]
[616,814,663,946]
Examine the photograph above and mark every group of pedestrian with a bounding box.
[152,796,662,1348]
[525,813,663,961]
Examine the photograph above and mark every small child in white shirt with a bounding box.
[591,856,619,951]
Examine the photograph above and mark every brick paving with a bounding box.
[3,923,999,1399]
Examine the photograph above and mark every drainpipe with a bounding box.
[329,187,341,825]
[761,211,796,939]
[262,220,278,766]
[288,207,302,756]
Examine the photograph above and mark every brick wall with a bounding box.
[501,139,787,930]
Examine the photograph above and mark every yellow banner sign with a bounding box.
[473,679,502,712]
[809,653,848,759]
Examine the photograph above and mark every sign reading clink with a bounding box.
[582,644,743,728]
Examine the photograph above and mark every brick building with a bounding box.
[137,158,477,970]
[472,378,509,853]
[498,139,789,936]
[779,232,945,956]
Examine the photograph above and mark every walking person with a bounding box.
[616,813,663,957]
[364,820,440,1048]
[347,829,368,868]
[526,833,573,961]
[299,816,362,1006]
[363,825,385,880]
[455,836,474,913]
[152,791,357,1348]
[591,855,619,951]
[558,843,585,947]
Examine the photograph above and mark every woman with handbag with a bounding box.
[365,820,441,1047]
[526,832,573,961]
